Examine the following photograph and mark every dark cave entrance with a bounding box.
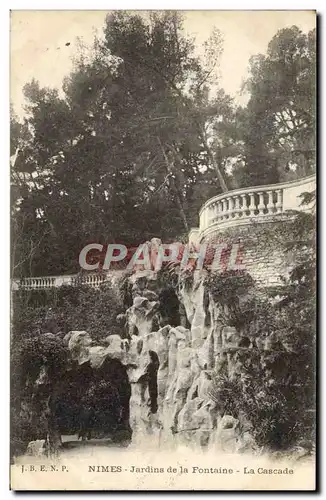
[158,288,181,327]
[54,358,132,443]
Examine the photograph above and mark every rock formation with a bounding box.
[25,239,303,456]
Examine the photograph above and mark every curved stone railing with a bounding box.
[11,273,110,291]
[194,174,316,242]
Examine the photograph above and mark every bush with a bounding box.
[10,281,128,456]
[204,270,255,305]
[11,282,125,342]
[208,265,315,450]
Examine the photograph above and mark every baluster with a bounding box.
[216,201,221,219]
[227,197,234,218]
[266,190,275,214]
[206,206,210,226]
[240,194,247,217]
[248,193,256,215]
[213,202,219,222]
[222,199,228,219]
[207,204,213,224]
[275,189,283,213]
[208,203,213,223]
[257,192,265,215]
[206,207,210,228]
[215,201,221,220]
[233,195,241,218]
[218,200,222,219]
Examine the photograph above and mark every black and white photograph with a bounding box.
[9,10,316,490]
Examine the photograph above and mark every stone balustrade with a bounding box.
[194,174,316,242]
[12,273,110,291]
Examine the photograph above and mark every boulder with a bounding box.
[26,440,47,457]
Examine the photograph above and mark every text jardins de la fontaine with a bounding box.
[88,465,294,475]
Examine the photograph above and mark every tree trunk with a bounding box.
[157,138,189,233]
[198,127,228,192]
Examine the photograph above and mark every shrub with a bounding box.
[11,282,125,342]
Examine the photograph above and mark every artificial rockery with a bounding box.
[15,238,314,457]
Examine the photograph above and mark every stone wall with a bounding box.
[203,219,297,288]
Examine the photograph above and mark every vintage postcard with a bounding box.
[10,10,316,491]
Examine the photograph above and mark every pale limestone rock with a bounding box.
[126,295,159,337]
[26,440,47,457]
[213,415,240,452]
[68,331,92,364]
[31,271,266,454]
[190,282,209,346]
[236,431,257,454]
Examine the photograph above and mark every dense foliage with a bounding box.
[209,198,316,450]
[12,282,124,342]
[11,280,130,457]
[11,14,315,277]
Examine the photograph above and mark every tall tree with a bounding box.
[11,11,233,277]
[233,26,316,187]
